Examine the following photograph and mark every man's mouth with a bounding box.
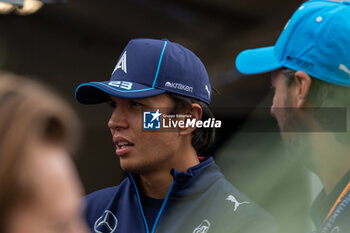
[116,141,134,149]
[113,136,134,156]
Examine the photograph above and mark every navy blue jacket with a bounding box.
[84,158,275,233]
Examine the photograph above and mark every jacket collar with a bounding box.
[129,157,223,197]
[310,170,350,227]
[170,157,223,196]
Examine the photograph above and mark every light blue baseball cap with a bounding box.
[235,0,350,87]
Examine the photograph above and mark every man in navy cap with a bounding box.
[75,38,275,233]
[236,1,350,232]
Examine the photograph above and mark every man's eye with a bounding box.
[108,101,117,109]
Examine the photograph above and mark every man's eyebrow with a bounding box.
[132,98,149,104]
[270,72,277,84]
[271,80,276,87]
[108,98,116,104]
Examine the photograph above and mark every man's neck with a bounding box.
[319,167,348,195]
[310,134,350,195]
[139,172,173,199]
[139,145,199,199]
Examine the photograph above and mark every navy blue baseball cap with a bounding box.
[75,38,212,104]
[235,0,350,87]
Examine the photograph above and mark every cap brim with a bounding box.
[75,81,166,104]
[235,46,283,75]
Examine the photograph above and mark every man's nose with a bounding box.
[270,105,275,118]
[108,107,129,130]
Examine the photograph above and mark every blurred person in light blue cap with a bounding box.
[235,1,350,232]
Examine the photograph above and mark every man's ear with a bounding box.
[178,103,202,136]
[293,71,312,108]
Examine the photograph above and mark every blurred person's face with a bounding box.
[108,94,186,174]
[6,143,89,233]
[270,69,293,132]
[270,69,312,161]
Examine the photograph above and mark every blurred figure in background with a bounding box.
[236,1,350,232]
[0,72,89,233]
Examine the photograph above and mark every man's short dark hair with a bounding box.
[166,93,216,155]
[282,68,350,108]
[282,68,350,143]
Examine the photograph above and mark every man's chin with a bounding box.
[120,161,145,174]
[282,133,311,163]
[119,161,134,173]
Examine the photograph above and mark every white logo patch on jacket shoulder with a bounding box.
[113,51,127,74]
[94,210,118,233]
[226,195,250,212]
[193,219,210,233]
